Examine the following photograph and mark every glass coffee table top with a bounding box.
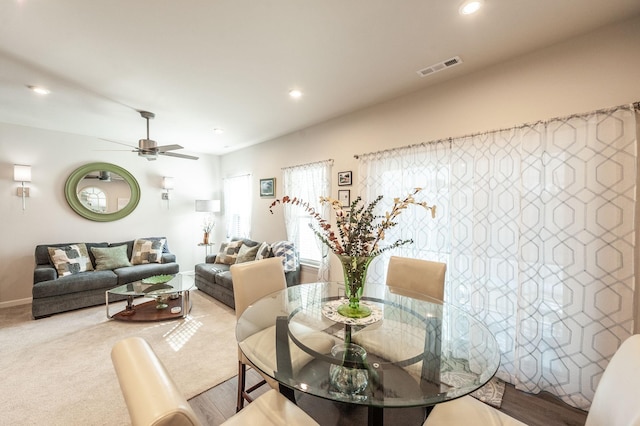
[108,274,193,296]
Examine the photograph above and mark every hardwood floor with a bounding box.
[189,369,588,425]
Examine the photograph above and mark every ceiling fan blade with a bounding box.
[160,151,199,160]
[155,144,183,152]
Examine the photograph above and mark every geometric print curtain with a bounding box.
[358,104,638,409]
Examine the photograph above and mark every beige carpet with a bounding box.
[0,290,238,426]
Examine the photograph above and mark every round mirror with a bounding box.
[65,162,140,222]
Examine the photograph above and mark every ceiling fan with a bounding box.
[104,111,199,161]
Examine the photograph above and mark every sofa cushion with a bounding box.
[255,242,272,260]
[32,270,118,298]
[130,238,166,265]
[35,242,109,267]
[110,237,170,261]
[235,244,260,263]
[47,244,94,277]
[271,241,297,272]
[114,263,180,285]
[214,240,244,265]
[214,271,234,292]
[92,245,133,270]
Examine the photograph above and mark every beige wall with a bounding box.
[0,125,224,307]
[221,16,640,294]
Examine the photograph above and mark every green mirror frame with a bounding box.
[64,162,141,222]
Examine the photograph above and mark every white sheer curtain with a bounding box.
[282,159,333,280]
[358,104,638,409]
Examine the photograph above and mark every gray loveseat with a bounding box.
[33,237,179,319]
[195,237,300,309]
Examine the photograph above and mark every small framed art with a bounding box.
[338,189,351,207]
[260,178,275,197]
[338,171,352,186]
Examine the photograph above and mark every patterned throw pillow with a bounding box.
[130,238,166,265]
[214,240,244,265]
[255,242,271,260]
[235,243,260,264]
[91,245,133,270]
[47,244,93,277]
[271,241,297,272]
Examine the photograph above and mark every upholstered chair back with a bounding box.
[386,256,447,301]
[230,257,287,320]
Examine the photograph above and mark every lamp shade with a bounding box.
[14,164,31,182]
[162,176,174,190]
[195,199,221,212]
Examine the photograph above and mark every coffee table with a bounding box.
[106,274,193,321]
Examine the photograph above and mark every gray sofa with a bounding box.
[195,237,300,309]
[32,237,179,319]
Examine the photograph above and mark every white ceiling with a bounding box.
[2,0,640,157]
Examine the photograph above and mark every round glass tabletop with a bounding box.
[237,282,500,408]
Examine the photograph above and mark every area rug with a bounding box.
[0,290,238,426]
[472,377,506,408]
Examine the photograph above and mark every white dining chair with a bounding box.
[386,256,447,301]
[584,333,640,426]
[351,257,447,380]
[231,257,335,412]
[424,334,640,426]
[231,257,287,412]
[422,393,527,425]
[111,336,319,426]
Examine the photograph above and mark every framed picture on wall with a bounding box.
[338,171,352,186]
[260,178,275,197]
[338,190,350,207]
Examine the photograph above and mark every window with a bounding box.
[223,174,251,238]
[282,160,333,278]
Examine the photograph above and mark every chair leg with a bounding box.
[237,360,269,412]
[237,361,246,412]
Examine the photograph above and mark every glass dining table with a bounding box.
[236,281,500,426]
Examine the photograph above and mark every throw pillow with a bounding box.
[47,244,93,277]
[235,243,260,264]
[214,240,244,265]
[255,242,271,260]
[271,241,297,272]
[91,245,132,270]
[130,238,166,265]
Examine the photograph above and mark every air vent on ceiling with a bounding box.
[416,56,463,77]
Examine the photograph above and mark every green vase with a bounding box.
[337,254,375,318]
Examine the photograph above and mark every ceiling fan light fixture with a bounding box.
[459,0,483,15]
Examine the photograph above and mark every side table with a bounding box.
[198,242,217,258]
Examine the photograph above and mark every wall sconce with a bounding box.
[162,177,174,200]
[14,164,32,210]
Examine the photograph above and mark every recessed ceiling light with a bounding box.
[213,128,224,134]
[289,89,303,99]
[27,85,50,95]
[459,0,483,15]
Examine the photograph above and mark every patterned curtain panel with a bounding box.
[358,104,638,409]
[282,159,333,280]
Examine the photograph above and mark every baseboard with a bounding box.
[0,297,32,309]
[300,264,319,283]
